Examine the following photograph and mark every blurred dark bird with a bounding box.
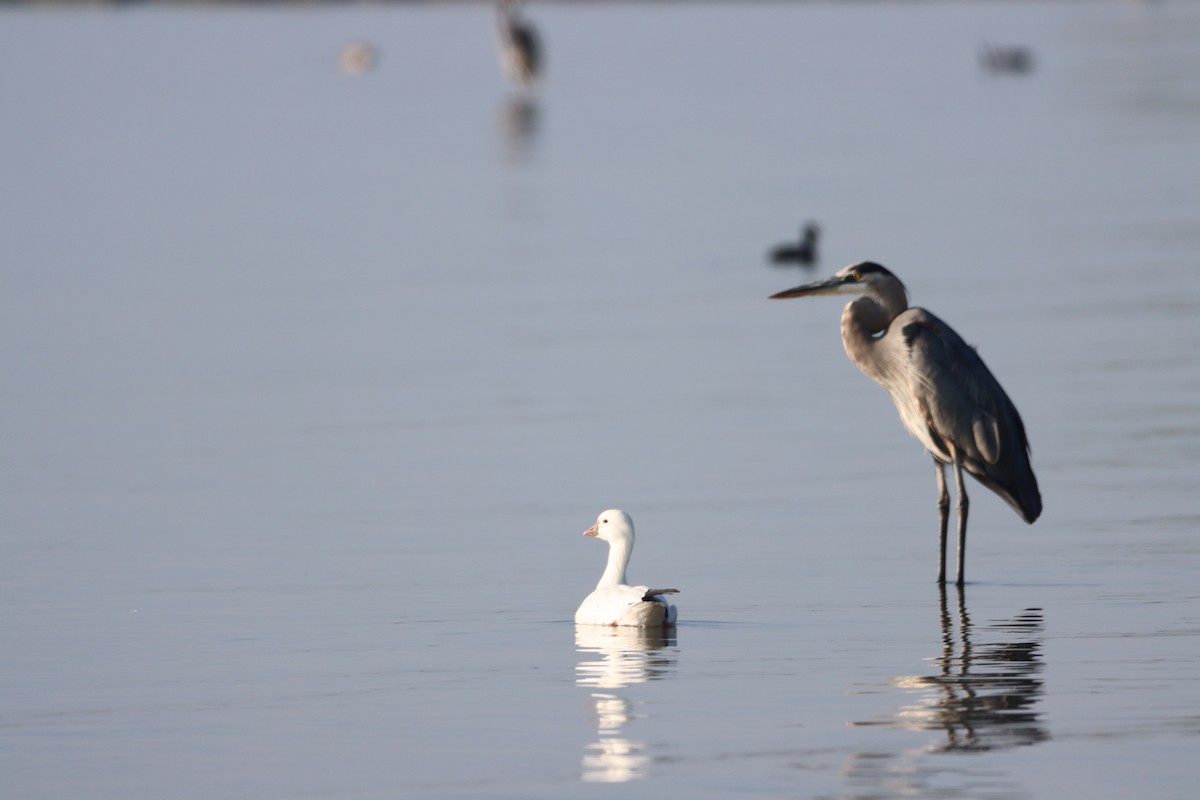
[770,262,1041,586]
[497,0,542,91]
[980,42,1034,75]
[769,222,820,268]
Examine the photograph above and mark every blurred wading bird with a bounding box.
[496,0,542,91]
[770,262,1041,585]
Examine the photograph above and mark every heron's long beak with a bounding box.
[769,274,851,300]
[582,524,598,537]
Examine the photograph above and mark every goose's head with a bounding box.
[583,509,635,546]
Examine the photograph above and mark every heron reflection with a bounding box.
[499,96,540,162]
[852,587,1047,753]
[575,625,677,783]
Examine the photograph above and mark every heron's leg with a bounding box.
[934,457,950,584]
[952,455,970,587]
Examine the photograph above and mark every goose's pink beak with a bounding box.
[582,524,598,537]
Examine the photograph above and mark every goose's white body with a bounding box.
[574,510,678,628]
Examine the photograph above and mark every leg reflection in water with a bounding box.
[842,587,1048,796]
[852,586,1047,752]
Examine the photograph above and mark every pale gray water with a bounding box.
[2,1,1198,798]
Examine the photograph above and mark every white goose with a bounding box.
[574,510,678,628]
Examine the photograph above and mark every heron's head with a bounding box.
[770,261,908,309]
[583,509,635,546]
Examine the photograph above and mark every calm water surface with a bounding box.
[2,2,1199,798]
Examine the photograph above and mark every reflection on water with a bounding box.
[499,96,539,162]
[843,589,1047,797]
[575,625,677,783]
[853,587,1047,753]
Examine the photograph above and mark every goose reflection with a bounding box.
[576,625,677,783]
[852,586,1047,753]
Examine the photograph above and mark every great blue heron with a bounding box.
[770,262,1041,585]
[497,0,542,91]
[769,222,820,267]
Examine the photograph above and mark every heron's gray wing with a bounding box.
[900,309,1041,523]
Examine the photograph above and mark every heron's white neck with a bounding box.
[841,297,893,383]
[596,538,632,588]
